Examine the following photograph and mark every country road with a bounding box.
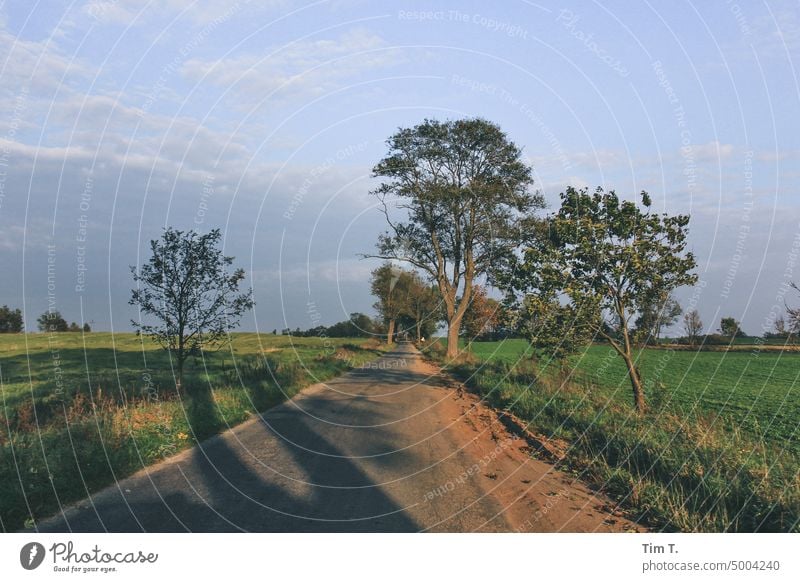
[35,344,640,532]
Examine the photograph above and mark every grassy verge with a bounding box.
[0,333,385,531]
[422,341,800,532]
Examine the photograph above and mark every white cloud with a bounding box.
[747,6,800,58]
[181,28,401,106]
[256,257,373,285]
[692,141,735,161]
[81,0,280,26]
[0,23,89,96]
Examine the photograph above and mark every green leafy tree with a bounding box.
[505,187,697,413]
[402,272,442,342]
[370,263,412,345]
[369,117,543,358]
[0,305,23,333]
[83,322,91,333]
[325,313,375,338]
[130,228,255,392]
[36,310,68,332]
[518,295,595,372]
[719,317,744,338]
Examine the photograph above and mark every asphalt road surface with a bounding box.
[35,344,640,532]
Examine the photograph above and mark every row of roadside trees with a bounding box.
[370,264,440,344]
[367,117,696,413]
[364,117,800,413]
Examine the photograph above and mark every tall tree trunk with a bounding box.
[444,275,472,358]
[416,320,421,342]
[622,352,646,414]
[446,319,461,358]
[615,307,647,413]
[387,318,395,345]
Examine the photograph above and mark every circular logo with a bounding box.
[20,542,46,570]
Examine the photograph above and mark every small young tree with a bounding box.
[83,322,92,333]
[37,310,68,332]
[130,228,255,392]
[505,187,697,413]
[683,309,703,345]
[0,305,23,333]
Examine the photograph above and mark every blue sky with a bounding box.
[1,0,799,335]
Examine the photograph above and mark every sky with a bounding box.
[0,0,799,336]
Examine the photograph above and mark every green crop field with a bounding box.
[0,332,383,531]
[463,339,800,454]
[424,338,800,531]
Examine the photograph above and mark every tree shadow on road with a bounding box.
[37,396,421,532]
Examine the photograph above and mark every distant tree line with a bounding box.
[36,310,91,333]
[0,306,92,333]
[286,312,380,339]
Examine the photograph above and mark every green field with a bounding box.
[0,332,383,531]
[426,339,800,531]
[466,339,800,454]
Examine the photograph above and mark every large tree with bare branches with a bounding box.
[369,118,542,358]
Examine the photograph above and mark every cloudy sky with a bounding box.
[1,0,799,335]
